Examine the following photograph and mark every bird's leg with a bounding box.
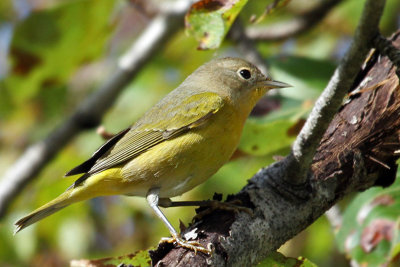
[158,198,253,221]
[146,188,211,255]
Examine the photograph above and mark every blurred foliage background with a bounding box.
[0,0,399,266]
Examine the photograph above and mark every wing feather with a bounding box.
[66,92,224,180]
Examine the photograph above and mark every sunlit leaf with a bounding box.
[185,0,248,50]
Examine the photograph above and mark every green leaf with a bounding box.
[239,118,294,156]
[336,177,400,266]
[239,96,306,156]
[185,0,248,50]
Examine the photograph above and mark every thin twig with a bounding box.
[246,0,343,41]
[0,2,190,218]
[287,0,387,184]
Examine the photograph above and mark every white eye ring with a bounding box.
[238,68,251,80]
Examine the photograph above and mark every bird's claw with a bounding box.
[160,235,211,255]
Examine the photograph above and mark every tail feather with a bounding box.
[14,204,68,234]
[14,190,73,234]
[14,168,124,234]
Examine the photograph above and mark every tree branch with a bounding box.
[155,29,398,267]
[0,2,190,218]
[151,0,393,265]
[246,0,343,42]
[287,0,386,183]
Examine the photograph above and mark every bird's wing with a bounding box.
[65,92,224,178]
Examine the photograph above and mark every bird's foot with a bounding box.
[160,235,211,255]
[193,199,253,222]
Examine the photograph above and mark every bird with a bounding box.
[15,57,290,254]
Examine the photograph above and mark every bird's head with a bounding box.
[194,57,291,107]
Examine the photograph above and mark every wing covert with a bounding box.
[71,92,224,176]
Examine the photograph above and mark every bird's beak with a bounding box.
[262,79,292,89]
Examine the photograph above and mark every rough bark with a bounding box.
[150,31,400,267]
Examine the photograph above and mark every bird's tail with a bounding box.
[14,189,76,234]
[14,168,125,234]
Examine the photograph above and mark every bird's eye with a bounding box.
[238,69,251,80]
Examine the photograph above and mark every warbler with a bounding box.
[15,57,290,253]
